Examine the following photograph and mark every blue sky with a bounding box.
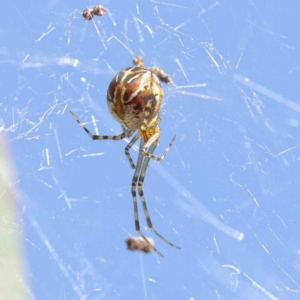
[1,1,300,299]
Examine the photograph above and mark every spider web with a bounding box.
[1,0,300,299]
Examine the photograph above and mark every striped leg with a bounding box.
[125,132,139,169]
[138,141,181,249]
[141,133,176,162]
[70,110,134,141]
[131,143,164,257]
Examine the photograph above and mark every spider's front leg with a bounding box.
[137,142,181,250]
[130,147,164,257]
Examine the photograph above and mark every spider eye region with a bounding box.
[107,67,163,130]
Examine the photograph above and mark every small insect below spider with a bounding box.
[126,236,154,254]
[70,57,180,256]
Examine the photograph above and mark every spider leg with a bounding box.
[125,132,139,169]
[70,110,134,140]
[131,143,164,257]
[138,141,181,250]
[142,133,176,162]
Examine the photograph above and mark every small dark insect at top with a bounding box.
[82,5,106,21]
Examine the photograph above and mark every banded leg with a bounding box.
[131,144,164,257]
[140,100,154,132]
[125,132,139,169]
[141,133,176,162]
[70,110,134,141]
[138,141,181,249]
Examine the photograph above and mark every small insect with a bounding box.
[70,57,180,256]
[82,5,106,21]
[126,236,154,254]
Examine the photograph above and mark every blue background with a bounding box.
[1,0,300,299]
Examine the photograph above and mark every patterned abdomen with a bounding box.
[107,67,163,130]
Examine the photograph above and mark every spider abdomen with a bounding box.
[107,67,163,130]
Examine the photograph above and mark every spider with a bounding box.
[70,56,181,256]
